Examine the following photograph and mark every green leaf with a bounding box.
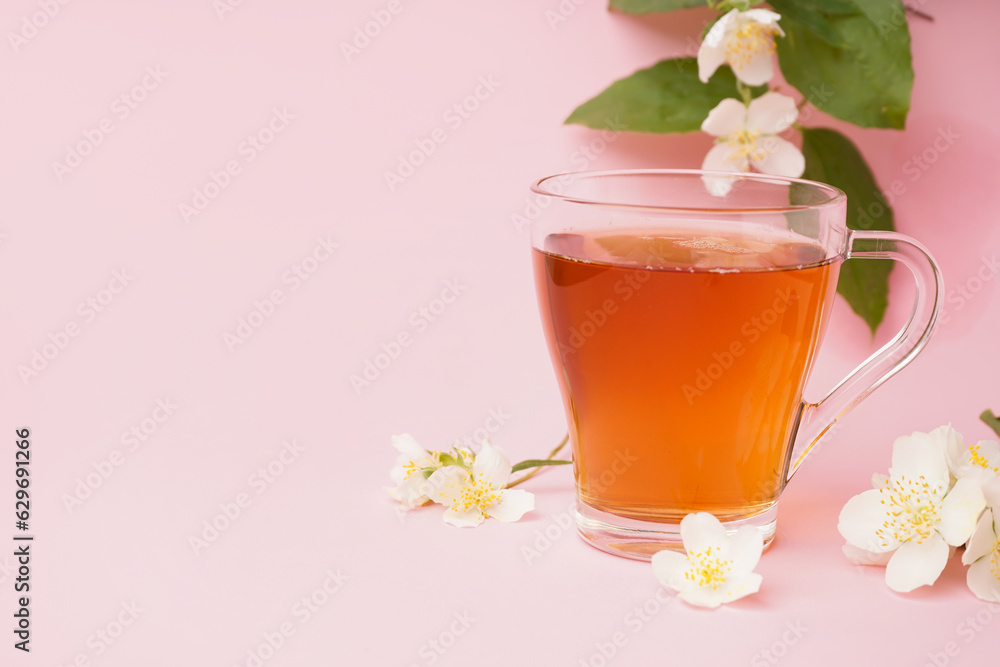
[768,0,853,46]
[776,0,913,129]
[801,127,894,335]
[981,410,1000,438]
[510,459,573,473]
[771,0,858,16]
[609,0,707,13]
[565,59,764,134]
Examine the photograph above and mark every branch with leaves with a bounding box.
[568,0,919,334]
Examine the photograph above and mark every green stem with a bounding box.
[905,6,933,22]
[508,434,570,489]
[736,81,753,106]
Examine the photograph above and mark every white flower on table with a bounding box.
[423,440,535,528]
[698,8,784,86]
[700,92,804,196]
[963,508,1000,602]
[838,427,987,593]
[385,433,445,509]
[651,512,764,609]
[946,429,1000,507]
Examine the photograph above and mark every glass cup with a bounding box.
[529,169,942,560]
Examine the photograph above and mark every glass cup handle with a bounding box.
[785,229,944,482]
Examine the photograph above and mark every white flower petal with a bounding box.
[726,525,764,574]
[842,543,894,566]
[746,92,798,134]
[651,550,689,591]
[702,142,746,173]
[751,137,804,178]
[701,143,744,198]
[486,489,535,523]
[391,434,422,456]
[680,512,728,555]
[423,466,471,507]
[963,509,996,565]
[678,587,725,609]
[390,433,436,484]
[386,474,430,509]
[967,556,1000,603]
[838,489,897,552]
[721,571,763,604]
[731,51,774,87]
[697,43,728,84]
[676,571,760,608]
[742,8,783,31]
[472,439,512,488]
[871,472,890,490]
[701,9,738,49]
[890,431,951,491]
[928,423,962,446]
[701,173,736,197]
[392,433,427,460]
[953,437,1000,486]
[938,477,987,546]
[442,506,485,528]
[983,480,1000,508]
[935,425,966,476]
[701,98,747,137]
[974,439,1000,468]
[885,534,949,592]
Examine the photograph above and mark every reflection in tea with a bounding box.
[533,228,841,522]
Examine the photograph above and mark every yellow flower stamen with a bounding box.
[722,128,767,168]
[402,449,448,481]
[968,444,999,473]
[684,546,733,591]
[455,477,503,513]
[725,21,779,71]
[873,474,944,547]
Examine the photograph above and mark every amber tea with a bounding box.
[534,228,841,522]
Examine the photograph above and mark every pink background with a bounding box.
[2,0,999,665]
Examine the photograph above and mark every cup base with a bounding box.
[575,501,778,561]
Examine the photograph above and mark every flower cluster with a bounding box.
[386,434,536,528]
[838,425,1000,601]
[696,8,804,195]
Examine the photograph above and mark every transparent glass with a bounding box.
[529,169,942,560]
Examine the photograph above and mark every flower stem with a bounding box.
[736,81,753,106]
[905,5,933,22]
[508,434,570,489]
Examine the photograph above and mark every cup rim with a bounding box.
[530,168,846,214]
